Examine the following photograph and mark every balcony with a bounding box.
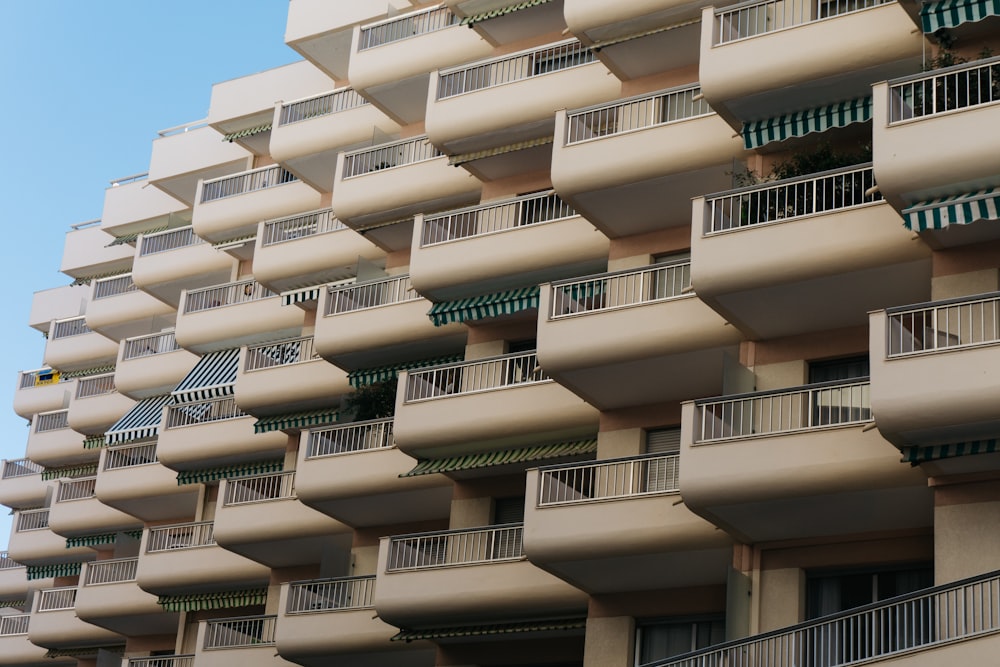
[127,657,195,667]
[43,316,120,373]
[7,509,95,565]
[99,172,188,239]
[136,522,270,595]
[28,283,89,335]
[332,136,482,232]
[680,380,931,543]
[76,558,176,636]
[314,274,466,370]
[551,85,746,237]
[85,273,175,342]
[376,524,587,627]
[537,261,744,409]
[115,331,200,399]
[394,352,599,457]
[147,121,251,206]
[25,410,91,468]
[48,477,140,538]
[0,613,67,667]
[410,191,609,300]
[195,615,298,667]
[0,458,48,509]
[235,336,351,415]
[699,0,921,131]
[692,164,932,339]
[28,587,124,649]
[0,552,33,601]
[95,442,200,521]
[132,227,237,308]
[523,454,732,593]
[66,373,135,435]
[59,221,134,281]
[295,419,452,526]
[13,367,71,419]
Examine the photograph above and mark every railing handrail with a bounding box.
[138,226,203,256]
[440,37,584,76]
[550,258,691,291]
[886,291,1000,317]
[286,575,377,613]
[84,557,139,585]
[567,81,704,120]
[537,450,672,473]
[203,615,277,649]
[260,207,345,246]
[0,614,30,635]
[183,279,276,314]
[122,330,179,360]
[705,162,875,200]
[104,442,159,470]
[244,335,318,371]
[695,377,870,406]
[421,191,576,246]
[109,172,148,187]
[2,458,44,478]
[128,656,195,667]
[165,396,247,428]
[305,417,395,458]
[713,0,892,45]
[201,163,284,187]
[358,4,454,49]
[324,274,417,314]
[887,54,1000,88]
[157,118,208,136]
[0,551,24,569]
[391,521,523,542]
[146,521,215,552]
[222,471,296,505]
[37,586,77,611]
[278,87,368,125]
[341,135,440,179]
[407,350,537,375]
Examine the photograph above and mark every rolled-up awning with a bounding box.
[45,646,124,659]
[26,562,83,580]
[461,0,551,25]
[902,188,1000,231]
[105,394,172,445]
[402,439,597,477]
[392,617,587,641]
[176,459,284,486]
[902,438,999,464]
[157,587,268,612]
[427,286,540,326]
[347,354,464,388]
[742,97,872,150]
[223,124,271,142]
[41,464,98,481]
[253,409,339,434]
[920,0,1000,32]
[171,348,240,403]
[82,435,107,450]
[448,137,553,167]
[61,365,116,379]
[65,529,142,549]
[281,285,322,306]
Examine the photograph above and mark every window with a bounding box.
[808,355,870,384]
[806,564,932,618]
[645,427,681,492]
[636,616,725,665]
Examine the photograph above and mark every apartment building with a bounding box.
[3,1,1000,666]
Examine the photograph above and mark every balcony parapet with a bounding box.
[203,615,276,649]
[341,137,441,179]
[138,227,205,256]
[324,275,416,315]
[14,509,49,532]
[103,443,158,471]
[183,280,276,314]
[536,453,679,506]
[260,209,345,247]
[145,521,214,553]
[128,657,194,667]
[0,614,29,636]
[286,575,376,613]
[122,331,180,361]
[564,84,711,145]
[304,418,395,458]
[17,367,63,390]
[358,5,458,50]
[2,459,43,480]
[74,374,115,399]
[386,524,524,572]
[403,352,548,402]
[50,316,91,340]
[278,88,369,126]
[82,557,137,585]
[164,397,247,429]
[34,410,69,433]
[221,471,295,506]
[92,274,138,300]
[0,551,24,570]
[55,477,96,503]
[713,0,893,45]
[548,260,691,319]
[420,191,575,246]
[887,56,1000,125]
[200,165,297,204]
[244,336,318,372]
[36,586,77,612]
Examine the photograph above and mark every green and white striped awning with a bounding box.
[82,435,107,450]
[176,459,284,486]
[223,124,272,142]
[171,348,240,403]
[68,268,132,287]
[280,285,322,306]
[590,17,701,51]
[449,136,554,167]
[65,529,142,549]
[902,438,1000,464]
[253,409,339,434]
[461,0,551,25]
[902,188,1000,231]
[60,365,117,380]
[157,587,268,612]
[42,464,98,481]
[742,97,872,150]
[402,439,598,477]
[920,0,1000,31]
[347,354,465,387]
[392,617,587,642]
[105,394,171,445]
[427,286,540,327]
[45,646,125,659]
[106,225,169,247]
[26,562,83,580]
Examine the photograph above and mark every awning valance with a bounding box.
[26,562,83,580]
[223,124,272,142]
[42,464,98,481]
[920,0,1000,31]
[105,394,172,445]
[157,587,268,612]
[461,0,551,25]
[402,439,598,477]
[60,365,117,380]
[171,348,240,404]
[449,137,553,167]
[347,354,465,388]
[742,97,872,150]
[65,529,142,549]
[902,438,1000,464]
[82,435,107,450]
[392,617,587,641]
[211,234,256,250]
[45,646,125,659]
[427,286,540,326]
[902,188,1000,231]
[176,459,284,486]
[253,409,339,434]
[590,17,701,51]
[106,225,169,247]
[280,285,322,306]
[69,267,132,286]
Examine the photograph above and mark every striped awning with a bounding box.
[82,435,107,450]
[591,17,701,51]
[157,587,268,612]
[106,226,169,247]
[68,267,132,287]
[920,0,1000,31]
[26,562,83,580]
[902,438,1000,464]
[347,354,465,388]
[65,529,142,549]
[461,0,550,25]
[902,188,1000,231]
[105,394,172,445]
[60,365,117,380]
[42,464,98,481]
[45,646,125,659]
[176,459,284,486]
[171,348,240,403]
[742,97,872,150]
[253,409,339,434]
[223,123,272,142]
[280,285,322,306]
[211,234,256,250]
[427,286,540,326]
[449,136,554,167]
[392,617,587,642]
[402,439,597,477]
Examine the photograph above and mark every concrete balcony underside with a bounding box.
[131,242,236,309]
[0,474,51,510]
[193,179,324,243]
[85,291,176,343]
[27,608,124,649]
[147,125,251,206]
[67,391,136,436]
[0,634,72,667]
[25,428,92,468]
[43,331,120,374]
[114,348,201,400]
[75,579,178,636]
[173,298,305,354]
[95,459,201,522]
[156,418,289,471]
[234,358,351,417]
[48,496,141,538]
[100,177,187,238]
[13,380,71,420]
[251,227,385,295]
[0,566,42,601]
[6,527,95,566]
[136,543,270,596]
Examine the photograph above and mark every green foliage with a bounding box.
[343,380,397,421]
[769,142,873,181]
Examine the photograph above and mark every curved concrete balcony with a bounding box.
[680,381,931,543]
[692,165,932,339]
[0,553,41,602]
[28,587,124,649]
[523,456,732,594]
[85,274,175,342]
[29,284,89,336]
[551,85,746,237]
[59,223,134,282]
[699,0,921,130]
[25,410,91,468]
[132,227,237,308]
[537,261,744,409]
[235,337,350,415]
[96,443,201,522]
[13,369,72,420]
[0,459,49,510]
[394,352,599,458]
[194,615,299,667]
[192,165,324,243]
[66,375,135,435]
[295,419,452,527]
[76,558,177,636]
[445,0,567,45]
[148,122,251,207]
[43,317,120,373]
[0,617,72,667]
[100,173,188,239]
[410,192,609,301]
[136,522,270,596]
[7,510,95,565]
[332,136,482,230]
[115,331,200,400]
[48,478,141,538]
[174,280,305,354]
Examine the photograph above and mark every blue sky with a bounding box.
[0,2,300,549]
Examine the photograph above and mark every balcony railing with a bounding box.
[566,84,710,144]
[37,587,77,612]
[421,192,576,246]
[537,454,680,507]
[104,443,158,470]
[438,39,595,99]
[260,208,345,246]
[705,164,882,234]
[0,551,23,569]
[222,471,295,506]
[0,614,29,636]
[404,352,549,402]
[93,274,138,300]
[2,458,43,479]
[204,615,276,649]
[165,397,247,429]
[695,379,872,443]
[75,373,115,399]
[549,261,691,319]
[889,56,1000,124]
[714,0,890,45]
[324,275,417,315]
[35,410,69,433]
[15,509,49,532]
[139,227,204,256]
[386,524,524,572]
[146,521,215,552]
[51,316,91,340]
[56,477,96,502]
[201,165,297,203]
[122,330,180,360]
[128,657,195,667]
[278,88,368,125]
[305,418,394,458]
[287,575,376,613]
[342,136,441,178]
[358,5,458,50]
[84,557,138,585]
[184,280,276,314]
[244,336,318,371]
[887,293,1000,357]
[18,367,61,389]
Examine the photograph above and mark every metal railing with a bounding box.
[0,614,29,636]
[887,293,1000,357]
[184,279,276,313]
[201,165,297,203]
[386,524,524,571]
[165,397,247,429]
[306,418,395,458]
[244,336,318,371]
[889,56,1000,124]
[325,275,417,315]
[696,379,872,442]
[35,410,69,433]
[51,316,91,339]
[92,274,137,300]
[404,352,548,402]
[538,453,680,506]
[287,575,376,613]
[104,443,158,470]
[550,261,691,319]
[2,458,43,479]
[123,330,180,360]
[110,172,148,187]
[223,471,295,506]
[15,509,49,532]
[204,615,277,649]
[438,39,595,99]
[37,587,77,612]
[75,373,115,399]
[146,521,214,552]
[279,88,368,125]
[56,477,97,502]
[705,164,881,233]
[0,551,23,569]
[342,136,441,178]
[359,5,457,50]
[421,192,576,246]
[18,367,61,389]
[566,85,710,144]
[84,557,138,585]
[139,227,203,256]
[128,657,195,667]
[261,208,345,246]
[714,0,890,44]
